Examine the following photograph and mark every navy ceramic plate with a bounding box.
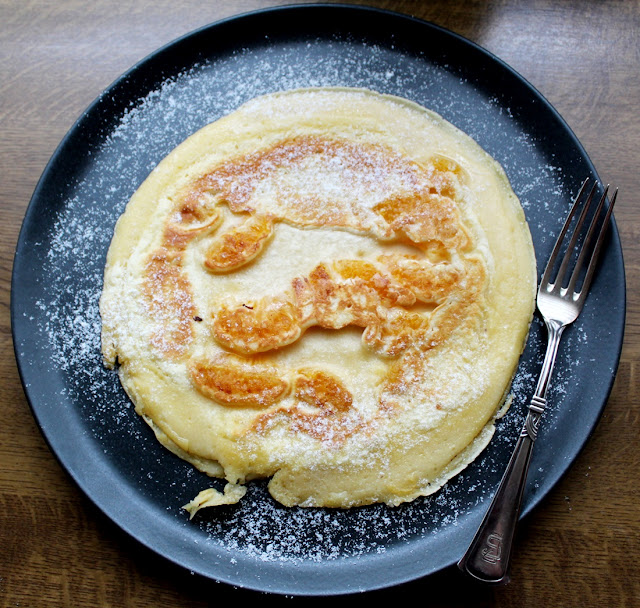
[11,4,625,596]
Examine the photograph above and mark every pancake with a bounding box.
[99,88,536,514]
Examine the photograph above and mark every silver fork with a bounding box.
[457,178,618,584]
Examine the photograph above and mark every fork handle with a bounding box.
[456,431,534,583]
[458,320,564,583]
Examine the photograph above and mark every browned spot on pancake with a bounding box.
[204,214,274,272]
[378,351,428,412]
[163,193,223,249]
[195,135,400,218]
[189,354,289,408]
[212,293,302,354]
[421,257,487,349]
[143,248,196,358]
[161,136,472,256]
[165,136,465,240]
[362,308,431,357]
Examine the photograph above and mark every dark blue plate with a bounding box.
[11,4,625,596]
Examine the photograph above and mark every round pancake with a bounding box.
[99,88,536,512]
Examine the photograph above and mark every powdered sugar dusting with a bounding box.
[14,29,612,582]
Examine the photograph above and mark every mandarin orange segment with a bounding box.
[332,259,415,307]
[380,254,463,304]
[294,368,353,413]
[333,258,379,282]
[373,192,467,248]
[212,294,303,354]
[204,215,273,272]
[189,354,289,408]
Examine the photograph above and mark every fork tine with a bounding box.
[540,178,591,289]
[568,185,618,299]
[553,181,598,289]
[562,183,607,293]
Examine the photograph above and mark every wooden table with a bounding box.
[1,1,638,605]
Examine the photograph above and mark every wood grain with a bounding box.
[1,1,638,605]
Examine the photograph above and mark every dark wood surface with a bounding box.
[1,1,638,605]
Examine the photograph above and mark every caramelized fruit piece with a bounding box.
[189,354,289,408]
[380,254,463,304]
[204,215,274,272]
[294,368,353,413]
[212,294,303,354]
[373,192,468,249]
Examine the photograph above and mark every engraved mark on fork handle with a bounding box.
[481,533,503,565]
[521,395,546,441]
